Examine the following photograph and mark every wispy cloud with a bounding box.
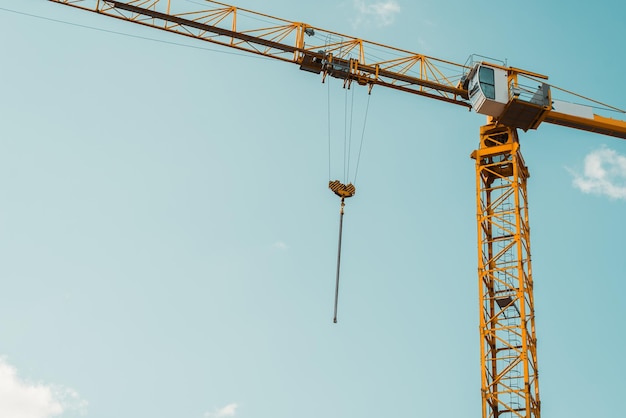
[352,0,401,28]
[272,241,288,250]
[205,403,238,417]
[0,357,87,418]
[570,146,626,199]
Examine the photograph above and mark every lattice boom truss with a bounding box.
[472,124,540,418]
[50,0,471,106]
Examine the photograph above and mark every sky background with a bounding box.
[1,1,625,417]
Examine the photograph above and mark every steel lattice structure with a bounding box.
[472,124,540,418]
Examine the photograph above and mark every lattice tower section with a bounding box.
[472,123,540,418]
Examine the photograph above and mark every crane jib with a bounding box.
[90,0,473,107]
[52,0,626,141]
[104,0,298,54]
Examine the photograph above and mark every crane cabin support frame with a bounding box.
[48,1,626,417]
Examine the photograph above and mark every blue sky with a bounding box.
[1,1,625,417]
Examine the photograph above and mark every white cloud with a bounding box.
[0,357,87,418]
[570,146,626,199]
[352,0,401,28]
[205,403,238,417]
[272,241,288,250]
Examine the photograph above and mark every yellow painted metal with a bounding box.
[328,180,355,199]
[543,111,626,139]
[472,124,540,418]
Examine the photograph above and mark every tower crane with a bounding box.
[48,1,626,418]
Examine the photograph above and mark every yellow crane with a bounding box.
[48,1,626,418]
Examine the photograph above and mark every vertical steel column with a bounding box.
[471,123,540,418]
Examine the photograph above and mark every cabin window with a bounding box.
[479,66,495,100]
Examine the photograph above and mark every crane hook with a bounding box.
[329,180,355,323]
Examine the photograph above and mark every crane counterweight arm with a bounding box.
[543,110,626,140]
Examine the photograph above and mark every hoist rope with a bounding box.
[353,92,371,186]
[343,87,350,183]
[327,77,371,186]
[327,77,332,182]
[346,86,356,185]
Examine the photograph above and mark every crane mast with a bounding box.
[49,1,626,418]
[472,125,539,418]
